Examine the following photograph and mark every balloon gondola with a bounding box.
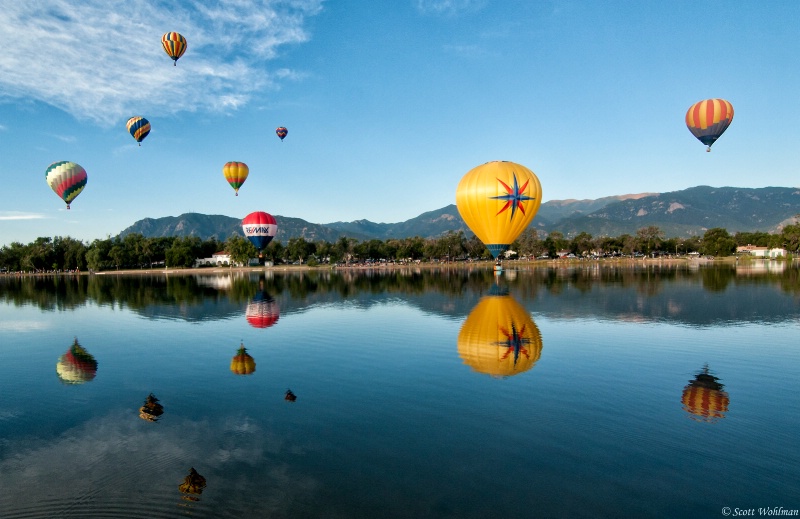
[126,116,150,146]
[46,161,87,210]
[686,98,734,152]
[162,32,187,65]
[457,289,543,377]
[223,161,249,196]
[456,161,542,259]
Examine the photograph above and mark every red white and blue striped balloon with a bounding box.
[242,211,277,251]
[45,161,87,209]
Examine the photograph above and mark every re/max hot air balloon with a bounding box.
[223,161,249,196]
[275,127,288,141]
[242,211,278,252]
[45,161,87,209]
[162,32,187,65]
[456,161,542,259]
[686,98,734,152]
[126,116,150,146]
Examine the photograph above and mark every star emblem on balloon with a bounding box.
[495,322,532,368]
[490,172,535,220]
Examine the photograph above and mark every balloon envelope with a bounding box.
[457,291,543,377]
[685,98,734,151]
[242,211,278,251]
[276,127,288,141]
[223,161,249,196]
[162,32,187,65]
[126,116,150,145]
[246,291,280,328]
[56,338,97,384]
[45,161,87,209]
[456,161,542,258]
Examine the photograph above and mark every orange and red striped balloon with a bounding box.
[685,98,734,151]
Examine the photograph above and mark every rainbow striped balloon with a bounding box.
[45,161,87,209]
[162,32,187,65]
[685,98,734,151]
[223,161,249,196]
[126,116,150,146]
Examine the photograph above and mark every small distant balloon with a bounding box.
[242,211,278,252]
[275,127,288,141]
[46,161,87,209]
[126,116,150,146]
[223,161,249,196]
[455,161,542,259]
[162,32,187,65]
[686,98,734,152]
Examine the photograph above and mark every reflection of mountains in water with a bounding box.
[2,265,799,325]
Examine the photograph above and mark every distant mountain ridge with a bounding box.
[118,186,800,242]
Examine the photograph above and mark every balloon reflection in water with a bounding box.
[682,364,729,422]
[285,389,297,402]
[230,343,256,375]
[246,289,280,328]
[139,393,164,422]
[56,338,97,384]
[457,288,542,377]
[179,467,207,501]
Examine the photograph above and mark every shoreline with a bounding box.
[0,256,764,278]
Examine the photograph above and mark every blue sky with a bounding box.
[1,0,799,245]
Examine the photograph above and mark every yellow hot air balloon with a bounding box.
[681,365,729,422]
[456,161,542,259]
[457,289,543,377]
[223,161,249,196]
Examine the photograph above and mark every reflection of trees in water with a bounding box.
[1,264,799,319]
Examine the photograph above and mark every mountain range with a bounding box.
[119,186,800,242]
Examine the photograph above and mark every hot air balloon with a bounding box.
[179,468,207,501]
[457,288,543,377]
[456,161,542,259]
[246,289,280,328]
[162,32,187,65]
[681,364,729,422]
[686,98,734,152]
[139,393,164,422]
[56,338,97,384]
[45,161,87,209]
[223,161,249,196]
[242,211,278,252]
[231,343,256,375]
[275,127,288,141]
[126,116,150,146]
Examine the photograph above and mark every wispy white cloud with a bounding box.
[415,0,486,16]
[0,1,324,126]
[0,212,47,221]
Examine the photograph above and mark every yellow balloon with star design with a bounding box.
[456,161,542,258]
[457,291,543,377]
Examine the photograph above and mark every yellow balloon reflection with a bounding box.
[56,337,97,384]
[681,364,729,422]
[230,342,256,375]
[458,289,542,377]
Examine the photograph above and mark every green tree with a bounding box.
[225,235,257,266]
[636,226,664,255]
[700,228,736,257]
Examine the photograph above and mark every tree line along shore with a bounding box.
[2,224,798,274]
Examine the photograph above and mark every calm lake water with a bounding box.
[1,262,799,518]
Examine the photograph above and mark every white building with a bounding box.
[195,251,240,267]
